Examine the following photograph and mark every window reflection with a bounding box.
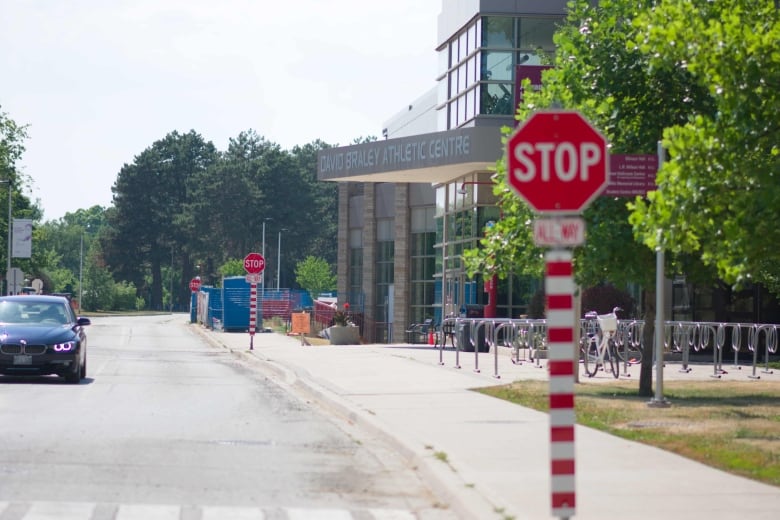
[480,83,514,115]
[481,51,513,81]
[482,17,514,48]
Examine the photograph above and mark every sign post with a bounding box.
[243,252,265,350]
[507,110,608,519]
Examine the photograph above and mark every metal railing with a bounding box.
[431,316,778,380]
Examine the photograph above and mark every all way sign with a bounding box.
[533,217,585,247]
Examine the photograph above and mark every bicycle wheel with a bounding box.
[607,339,620,378]
[582,339,600,377]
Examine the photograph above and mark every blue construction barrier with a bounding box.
[222,277,257,332]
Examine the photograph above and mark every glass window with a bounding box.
[435,185,446,217]
[449,41,457,68]
[481,17,514,48]
[348,194,364,228]
[459,31,468,60]
[480,83,514,115]
[410,229,436,324]
[349,248,362,296]
[375,183,395,218]
[519,18,558,53]
[466,56,475,87]
[377,219,394,241]
[481,51,513,81]
[349,228,362,248]
[375,232,394,331]
[411,206,435,233]
[449,72,457,99]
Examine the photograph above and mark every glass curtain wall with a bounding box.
[374,182,395,343]
[440,15,561,127]
[375,219,394,342]
[410,207,436,324]
[434,172,543,319]
[435,173,498,318]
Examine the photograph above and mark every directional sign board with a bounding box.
[243,252,265,274]
[507,110,608,214]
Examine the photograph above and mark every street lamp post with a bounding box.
[276,229,286,290]
[0,180,12,295]
[169,245,174,312]
[262,218,273,294]
[79,233,84,311]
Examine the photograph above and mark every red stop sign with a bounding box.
[189,277,201,292]
[243,252,265,274]
[507,110,608,213]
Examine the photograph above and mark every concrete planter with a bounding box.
[329,325,360,345]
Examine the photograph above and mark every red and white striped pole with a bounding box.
[545,249,576,519]
[249,282,257,350]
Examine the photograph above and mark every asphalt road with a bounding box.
[0,314,453,520]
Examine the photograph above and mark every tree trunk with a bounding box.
[639,289,655,397]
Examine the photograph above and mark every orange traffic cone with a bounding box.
[428,329,435,345]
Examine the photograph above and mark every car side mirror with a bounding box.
[75,317,91,327]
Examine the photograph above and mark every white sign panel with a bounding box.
[533,217,585,247]
[245,273,262,284]
[12,218,33,258]
[5,267,24,294]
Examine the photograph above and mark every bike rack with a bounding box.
[426,315,776,382]
[493,320,518,379]
[748,324,777,379]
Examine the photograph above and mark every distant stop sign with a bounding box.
[507,110,608,213]
[243,252,265,274]
[189,277,201,292]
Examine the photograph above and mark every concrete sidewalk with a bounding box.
[192,324,780,520]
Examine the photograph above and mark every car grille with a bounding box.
[0,344,47,355]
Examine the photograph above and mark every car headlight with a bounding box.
[52,341,77,352]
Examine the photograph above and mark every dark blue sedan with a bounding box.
[0,295,91,384]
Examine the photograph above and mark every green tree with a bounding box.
[295,256,336,300]
[182,133,339,291]
[103,131,219,310]
[464,0,716,396]
[1,106,47,292]
[629,0,780,293]
[35,206,106,294]
[219,258,245,278]
[0,107,27,172]
[290,140,339,266]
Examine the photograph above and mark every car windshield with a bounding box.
[0,301,70,325]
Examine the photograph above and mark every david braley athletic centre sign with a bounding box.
[317,127,503,180]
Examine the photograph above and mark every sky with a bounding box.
[0,1,441,221]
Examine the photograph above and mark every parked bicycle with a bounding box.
[580,307,622,378]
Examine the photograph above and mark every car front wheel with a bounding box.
[64,358,81,384]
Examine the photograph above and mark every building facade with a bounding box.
[317,1,570,342]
